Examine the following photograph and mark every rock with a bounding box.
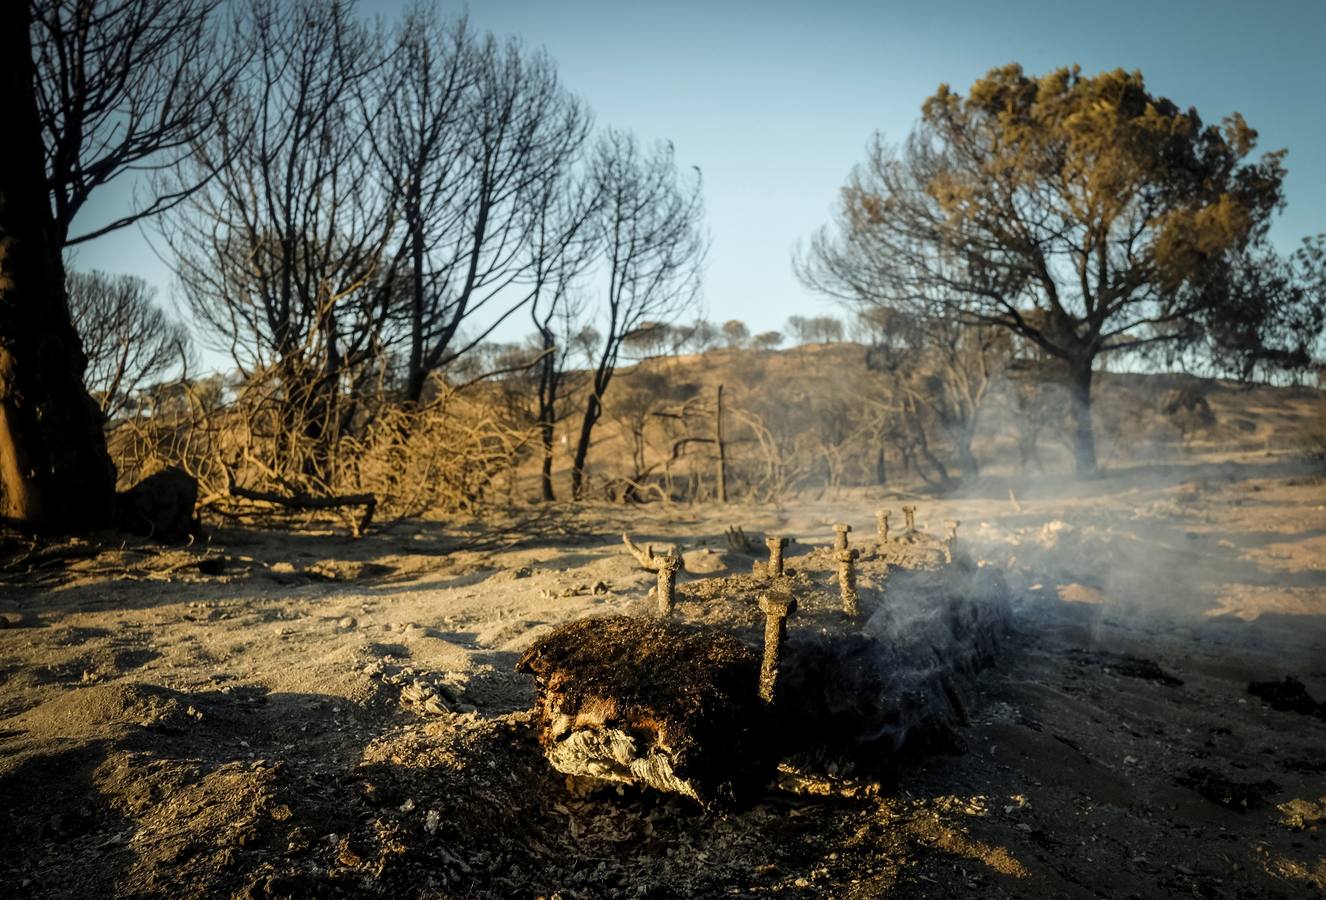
[194,557,229,576]
[114,466,201,542]
[337,616,357,632]
[399,678,452,716]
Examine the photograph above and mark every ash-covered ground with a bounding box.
[2,456,1324,898]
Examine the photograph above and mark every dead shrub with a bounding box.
[109,370,532,534]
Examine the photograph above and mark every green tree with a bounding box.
[721,319,749,348]
[801,64,1296,475]
[1196,235,1326,381]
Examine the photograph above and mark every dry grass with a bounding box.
[106,347,1326,529]
[110,371,532,535]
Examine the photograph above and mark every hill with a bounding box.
[527,341,1326,502]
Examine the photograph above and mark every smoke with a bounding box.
[947,459,1326,674]
[777,563,1011,770]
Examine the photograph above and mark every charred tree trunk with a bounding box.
[955,428,980,480]
[539,423,557,502]
[0,3,117,533]
[570,391,601,501]
[405,205,428,404]
[1016,431,1044,474]
[714,383,727,503]
[1067,357,1098,477]
[908,405,949,484]
[535,331,558,502]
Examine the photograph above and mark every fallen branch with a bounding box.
[227,480,377,537]
[1,540,102,574]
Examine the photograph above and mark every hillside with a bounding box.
[530,341,1326,502]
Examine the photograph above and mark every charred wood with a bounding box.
[516,616,772,806]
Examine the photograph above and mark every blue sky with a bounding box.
[69,0,1326,356]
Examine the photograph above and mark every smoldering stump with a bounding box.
[515,616,773,806]
[517,516,1011,804]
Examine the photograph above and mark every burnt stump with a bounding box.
[517,523,1011,806]
[515,616,772,807]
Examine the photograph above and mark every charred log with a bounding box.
[515,616,771,806]
[521,506,1010,803]
[225,475,376,537]
[518,571,1010,802]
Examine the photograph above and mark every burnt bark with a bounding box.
[714,383,727,503]
[516,616,770,806]
[535,328,559,502]
[570,390,602,500]
[1067,358,1098,476]
[0,2,116,534]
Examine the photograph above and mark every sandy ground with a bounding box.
[1,452,1325,898]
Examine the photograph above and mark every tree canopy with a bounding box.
[800,64,1321,474]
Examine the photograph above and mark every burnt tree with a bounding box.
[371,12,592,403]
[526,157,599,502]
[0,1,116,532]
[570,131,706,500]
[66,270,189,419]
[33,0,237,247]
[161,0,397,474]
